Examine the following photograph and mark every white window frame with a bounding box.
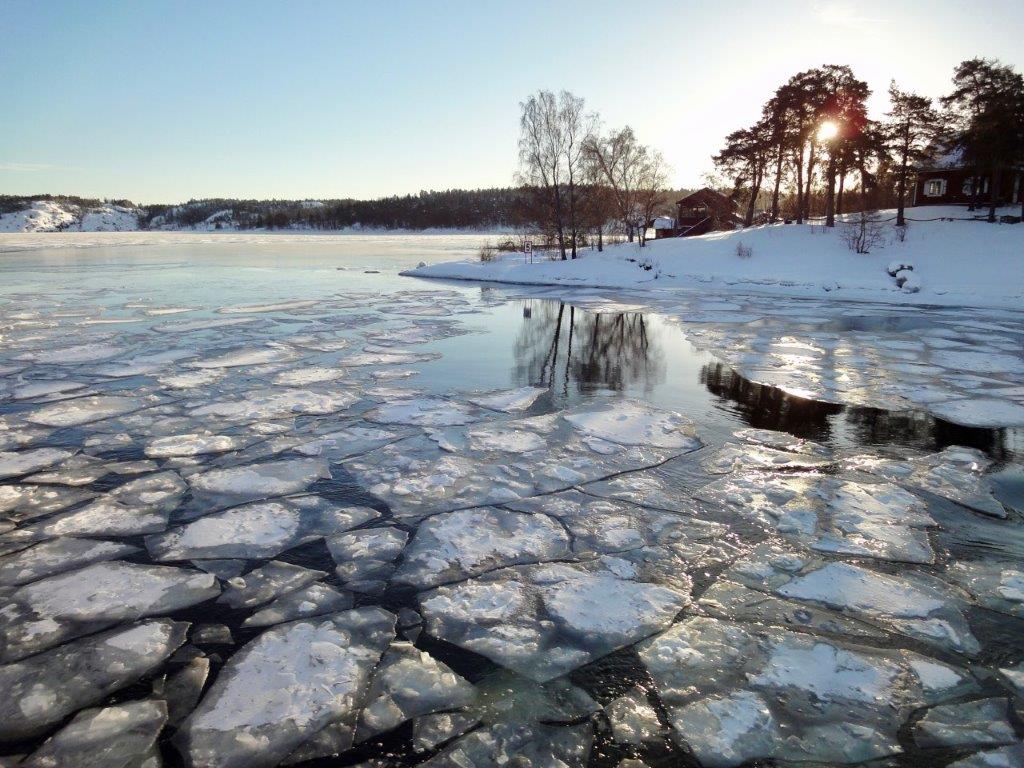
[925,179,947,197]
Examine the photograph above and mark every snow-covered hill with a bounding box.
[405,207,1024,310]
[0,200,139,232]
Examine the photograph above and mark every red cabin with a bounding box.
[914,148,1023,207]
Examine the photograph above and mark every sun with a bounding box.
[817,120,840,141]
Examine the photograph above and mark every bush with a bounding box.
[735,241,753,259]
[478,242,497,262]
[841,212,886,254]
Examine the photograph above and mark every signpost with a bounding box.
[524,240,533,264]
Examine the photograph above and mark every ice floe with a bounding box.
[176,609,395,768]
[0,619,188,741]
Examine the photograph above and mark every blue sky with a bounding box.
[2,0,1022,203]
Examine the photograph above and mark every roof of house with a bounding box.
[676,187,736,210]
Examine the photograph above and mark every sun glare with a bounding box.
[817,120,840,141]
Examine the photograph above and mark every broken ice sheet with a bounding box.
[241,582,353,628]
[420,560,689,682]
[327,527,408,593]
[419,721,592,768]
[176,608,395,768]
[914,698,1017,748]
[945,559,1024,619]
[364,396,485,427]
[217,561,325,610]
[185,458,331,507]
[695,473,936,564]
[145,432,243,458]
[0,560,219,662]
[12,471,186,542]
[637,616,979,767]
[355,640,475,742]
[563,399,699,450]
[190,389,359,422]
[292,424,407,461]
[506,489,733,564]
[393,507,571,589]
[146,495,378,560]
[0,618,188,741]
[22,699,168,768]
[26,395,149,427]
[0,484,95,523]
[700,441,835,474]
[0,447,77,481]
[719,543,979,655]
[846,446,1006,518]
[466,386,547,413]
[347,402,701,519]
[0,537,139,586]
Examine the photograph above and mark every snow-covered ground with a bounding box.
[0,201,139,233]
[406,206,1024,310]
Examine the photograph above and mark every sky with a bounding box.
[2,0,1023,204]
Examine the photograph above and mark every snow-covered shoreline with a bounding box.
[404,207,1024,311]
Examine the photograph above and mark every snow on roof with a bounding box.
[651,217,675,229]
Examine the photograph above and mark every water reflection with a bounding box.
[513,302,666,397]
[511,300,1010,458]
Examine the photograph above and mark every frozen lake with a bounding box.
[1,234,1022,767]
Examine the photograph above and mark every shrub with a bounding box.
[735,242,753,259]
[478,242,497,262]
[841,212,886,254]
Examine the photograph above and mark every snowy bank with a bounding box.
[403,207,1024,310]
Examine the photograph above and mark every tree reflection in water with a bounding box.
[703,361,1007,456]
[512,301,666,400]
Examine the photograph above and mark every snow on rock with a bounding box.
[420,561,689,682]
[176,608,395,768]
[21,699,167,768]
[0,619,188,741]
[393,508,571,589]
[0,560,219,661]
[146,496,377,561]
[186,459,332,505]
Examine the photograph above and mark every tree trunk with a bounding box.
[988,165,1001,223]
[744,164,762,227]
[794,149,805,225]
[597,225,603,252]
[895,144,909,227]
[770,145,783,222]
[824,151,837,227]
[804,138,817,220]
[552,183,567,260]
[837,171,845,216]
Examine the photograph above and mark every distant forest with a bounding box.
[0,189,539,230]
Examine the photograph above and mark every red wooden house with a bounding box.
[674,188,740,236]
[914,148,1024,207]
